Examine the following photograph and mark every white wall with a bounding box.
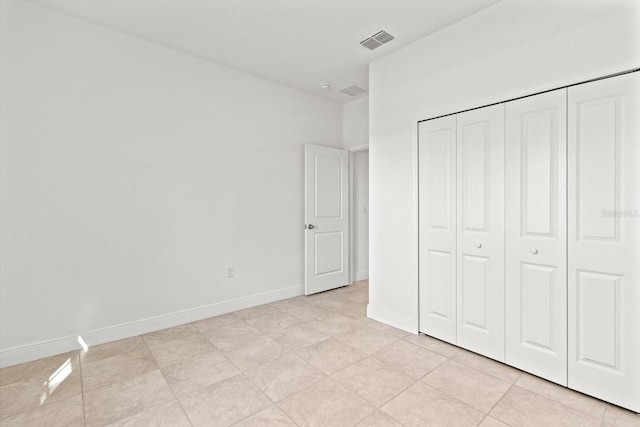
[342,96,369,150]
[368,1,640,332]
[352,150,369,281]
[0,0,342,366]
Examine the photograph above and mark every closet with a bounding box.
[418,71,639,412]
[418,105,505,361]
[505,89,567,385]
[567,73,639,412]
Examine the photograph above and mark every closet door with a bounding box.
[456,105,505,361]
[418,115,457,344]
[505,89,567,385]
[568,72,640,412]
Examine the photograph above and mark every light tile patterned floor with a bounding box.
[1,280,639,426]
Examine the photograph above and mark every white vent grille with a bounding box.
[339,85,367,97]
[372,30,395,44]
[360,37,382,50]
[360,30,395,50]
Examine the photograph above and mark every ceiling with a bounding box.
[29,0,500,103]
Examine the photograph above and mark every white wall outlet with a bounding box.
[227,267,235,278]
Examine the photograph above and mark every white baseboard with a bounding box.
[367,304,416,334]
[354,270,369,281]
[0,284,304,368]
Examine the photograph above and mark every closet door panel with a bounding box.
[506,89,567,385]
[419,116,457,343]
[568,72,640,413]
[456,105,505,361]
[520,263,557,349]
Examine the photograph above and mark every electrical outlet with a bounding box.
[227,267,235,278]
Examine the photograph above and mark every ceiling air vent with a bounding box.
[372,30,395,45]
[360,37,382,50]
[360,29,395,50]
[340,85,367,97]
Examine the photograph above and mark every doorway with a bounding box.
[303,144,369,294]
[350,148,369,283]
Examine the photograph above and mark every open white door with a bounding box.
[305,144,349,295]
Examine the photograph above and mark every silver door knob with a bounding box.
[531,248,539,255]
[307,224,315,230]
[476,243,482,249]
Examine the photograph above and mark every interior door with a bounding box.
[304,144,349,295]
[456,105,505,361]
[505,89,568,385]
[567,72,640,412]
[418,115,457,344]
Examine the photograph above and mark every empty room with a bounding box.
[0,0,638,426]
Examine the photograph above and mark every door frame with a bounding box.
[348,144,369,285]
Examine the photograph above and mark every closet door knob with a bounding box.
[476,243,482,249]
[531,248,539,255]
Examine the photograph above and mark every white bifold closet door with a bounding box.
[567,72,640,412]
[505,89,568,385]
[456,105,505,361]
[418,115,457,344]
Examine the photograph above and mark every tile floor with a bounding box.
[1,280,639,426]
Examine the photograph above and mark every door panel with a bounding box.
[568,72,640,412]
[456,105,505,361]
[461,123,488,231]
[427,250,453,320]
[522,112,556,236]
[520,263,557,352]
[460,254,489,330]
[314,231,343,275]
[575,270,620,369]
[428,129,454,230]
[305,144,349,295]
[419,116,457,343]
[315,156,343,218]
[575,99,618,240]
[506,89,567,385]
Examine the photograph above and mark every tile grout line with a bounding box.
[83,336,187,427]
[449,351,522,384]
[370,344,472,426]
[232,291,373,425]
[327,336,441,425]
[274,401,303,427]
[513,373,609,422]
[192,302,341,425]
[377,406,408,427]
[364,371,419,411]
[502,383,606,425]
[416,356,511,423]
[476,374,520,427]
[409,336,609,424]
[413,336,609,423]
[78,351,88,427]
[197,305,312,427]
[80,342,158,394]
[81,344,146,371]
[0,361,83,423]
[142,333,196,427]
